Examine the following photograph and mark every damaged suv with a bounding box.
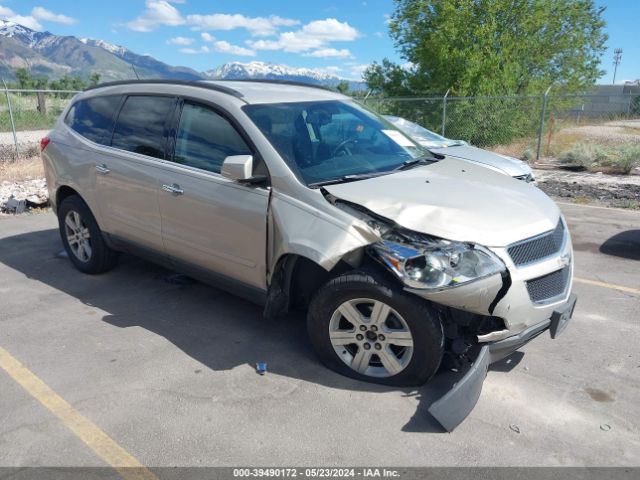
[43,80,576,429]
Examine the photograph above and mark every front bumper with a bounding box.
[428,293,577,432]
[408,218,574,341]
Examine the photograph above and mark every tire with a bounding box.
[57,195,118,274]
[307,271,443,387]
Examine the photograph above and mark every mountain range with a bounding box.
[0,20,365,89]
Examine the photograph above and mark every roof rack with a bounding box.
[214,78,336,92]
[84,79,244,99]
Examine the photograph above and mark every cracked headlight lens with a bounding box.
[373,238,505,290]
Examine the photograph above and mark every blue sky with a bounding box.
[0,0,637,83]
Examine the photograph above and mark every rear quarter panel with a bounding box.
[43,125,103,226]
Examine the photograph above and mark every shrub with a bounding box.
[603,144,640,174]
[558,142,609,168]
[559,142,640,174]
[521,148,534,162]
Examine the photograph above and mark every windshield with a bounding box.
[244,100,430,186]
[384,116,464,147]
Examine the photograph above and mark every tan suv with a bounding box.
[42,80,576,430]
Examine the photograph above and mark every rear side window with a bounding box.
[173,102,251,174]
[111,95,176,159]
[64,95,122,145]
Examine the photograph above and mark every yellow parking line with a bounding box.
[574,277,640,295]
[0,346,157,480]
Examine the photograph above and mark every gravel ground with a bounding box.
[0,178,48,214]
[533,168,640,209]
[0,129,50,160]
[560,119,640,146]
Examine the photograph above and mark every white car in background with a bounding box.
[384,115,535,183]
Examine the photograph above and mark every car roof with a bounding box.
[206,80,347,104]
[84,79,348,105]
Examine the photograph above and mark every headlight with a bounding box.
[372,236,505,290]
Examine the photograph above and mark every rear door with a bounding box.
[157,100,270,291]
[95,95,177,253]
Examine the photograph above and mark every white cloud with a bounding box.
[304,48,352,58]
[247,18,360,53]
[301,18,359,41]
[348,64,370,79]
[324,66,342,73]
[180,39,255,57]
[167,36,194,45]
[5,14,43,30]
[0,5,75,30]
[179,45,209,54]
[374,31,384,38]
[126,0,184,32]
[187,13,299,36]
[31,7,76,25]
[0,5,42,30]
[213,40,256,56]
[199,32,256,56]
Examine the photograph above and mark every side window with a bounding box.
[64,95,122,145]
[111,95,175,159]
[173,103,252,174]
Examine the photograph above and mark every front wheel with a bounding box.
[307,271,443,387]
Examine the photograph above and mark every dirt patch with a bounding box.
[0,156,44,182]
[0,129,49,161]
[538,179,640,209]
[584,387,615,403]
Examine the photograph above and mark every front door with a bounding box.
[157,101,270,291]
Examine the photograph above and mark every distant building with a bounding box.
[567,83,640,117]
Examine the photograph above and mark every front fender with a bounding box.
[267,191,380,280]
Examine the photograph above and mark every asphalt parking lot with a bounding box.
[0,202,638,469]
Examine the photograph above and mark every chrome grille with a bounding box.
[526,267,570,304]
[508,221,565,266]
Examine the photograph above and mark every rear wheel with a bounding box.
[58,195,118,274]
[307,271,443,387]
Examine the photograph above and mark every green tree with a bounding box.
[363,59,415,96]
[89,72,101,87]
[15,68,33,89]
[336,80,350,95]
[49,75,87,91]
[365,0,608,96]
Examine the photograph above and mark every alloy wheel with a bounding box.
[64,210,92,262]
[329,298,414,378]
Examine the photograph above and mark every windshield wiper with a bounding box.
[308,171,390,188]
[394,156,438,171]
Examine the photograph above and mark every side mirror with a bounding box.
[221,155,254,181]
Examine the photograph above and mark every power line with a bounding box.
[612,48,622,84]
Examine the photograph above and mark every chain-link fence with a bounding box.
[364,91,640,164]
[1,89,80,160]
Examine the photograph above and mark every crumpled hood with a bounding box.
[429,145,532,177]
[324,158,559,247]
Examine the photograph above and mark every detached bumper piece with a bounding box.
[428,294,577,432]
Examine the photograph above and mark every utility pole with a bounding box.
[612,48,623,84]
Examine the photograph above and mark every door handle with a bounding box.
[95,164,110,175]
[162,183,184,195]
